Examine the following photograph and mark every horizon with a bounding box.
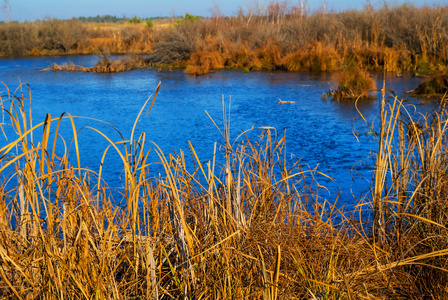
[1,0,445,22]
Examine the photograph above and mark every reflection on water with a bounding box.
[0,56,435,208]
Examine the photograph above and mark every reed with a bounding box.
[44,55,152,73]
[185,50,224,75]
[1,82,448,299]
[329,67,377,101]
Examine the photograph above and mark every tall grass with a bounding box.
[1,82,448,298]
[329,67,377,100]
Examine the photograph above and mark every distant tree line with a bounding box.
[75,15,168,23]
[77,15,124,23]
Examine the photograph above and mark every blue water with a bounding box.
[0,55,433,208]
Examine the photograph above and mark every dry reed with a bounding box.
[329,67,377,101]
[0,81,447,299]
[44,56,152,73]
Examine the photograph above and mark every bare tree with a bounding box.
[2,0,10,23]
[171,7,175,24]
[243,1,256,26]
[267,1,287,24]
[267,1,278,24]
[278,1,288,24]
[303,0,309,17]
[290,3,302,18]
[365,0,373,12]
[255,0,265,25]
[237,6,244,24]
[210,0,221,25]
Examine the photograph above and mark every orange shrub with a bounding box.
[88,37,116,48]
[330,67,377,100]
[186,50,224,74]
[256,39,284,70]
[284,42,341,72]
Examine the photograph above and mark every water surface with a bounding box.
[0,56,433,208]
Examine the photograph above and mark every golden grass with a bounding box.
[329,67,377,101]
[0,82,448,298]
[185,50,224,75]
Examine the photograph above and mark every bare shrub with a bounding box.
[119,25,144,47]
[151,24,199,64]
[330,67,377,100]
[0,22,39,55]
[54,20,87,52]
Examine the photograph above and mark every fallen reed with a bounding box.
[44,55,152,73]
[0,82,448,299]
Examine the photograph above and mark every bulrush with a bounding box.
[1,82,448,298]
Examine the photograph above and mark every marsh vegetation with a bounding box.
[45,55,152,73]
[328,67,377,100]
[2,3,448,76]
[412,74,448,96]
[1,2,448,298]
[0,81,447,299]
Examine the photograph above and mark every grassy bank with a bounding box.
[0,82,448,299]
[2,3,448,75]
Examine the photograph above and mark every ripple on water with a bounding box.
[0,59,433,207]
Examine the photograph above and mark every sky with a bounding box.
[2,0,446,22]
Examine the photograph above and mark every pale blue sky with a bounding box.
[3,0,446,22]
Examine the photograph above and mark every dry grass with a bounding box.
[0,82,448,299]
[185,51,224,75]
[44,55,152,73]
[149,3,448,74]
[2,4,448,76]
[412,74,448,96]
[329,67,377,101]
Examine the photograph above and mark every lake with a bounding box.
[0,55,433,209]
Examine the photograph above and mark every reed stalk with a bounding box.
[1,82,448,298]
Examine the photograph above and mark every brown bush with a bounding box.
[413,74,448,96]
[151,24,199,64]
[330,67,377,100]
[0,22,39,55]
[255,39,284,70]
[37,19,88,52]
[44,55,151,73]
[55,20,88,52]
[186,50,224,75]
